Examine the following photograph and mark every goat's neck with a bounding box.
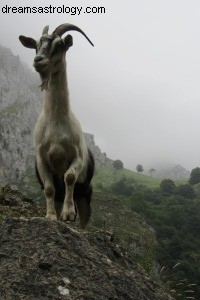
[43,61,70,117]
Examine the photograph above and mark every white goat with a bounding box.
[19,24,94,228]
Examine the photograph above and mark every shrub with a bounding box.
[159,179,176,195]
[113,160,123,170]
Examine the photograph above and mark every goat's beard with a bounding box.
[39,73,50,91]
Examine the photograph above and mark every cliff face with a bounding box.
[0,45,41,183]
[84,133,112,167]
[0,45,109,184]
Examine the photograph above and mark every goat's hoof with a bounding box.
[46,213,57,221]
[61,210,76,222]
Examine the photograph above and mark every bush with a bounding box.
[189,167,200,185]
[113,160,123,170]
[111,177,134,196]
[176,184,196,199]
[159,179,176,195]
[130,192,150,215]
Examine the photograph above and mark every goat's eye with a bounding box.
[51,41,62,54]
[57,40,63,47]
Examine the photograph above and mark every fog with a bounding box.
[1,0,200,172]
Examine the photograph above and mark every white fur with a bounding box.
[34,45,88,221]
[19,26,94,225]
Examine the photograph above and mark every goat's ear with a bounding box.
[19,35,37,49]
[63,34,73,51]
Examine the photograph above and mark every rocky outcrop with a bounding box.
[0,45,41,183]
[0,186,172,300]
[84,133,112,167]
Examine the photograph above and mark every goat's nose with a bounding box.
[34,55,43,63]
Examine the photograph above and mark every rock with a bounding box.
[84,133,113,167]
[0,45,41,184]
[0,186,173,299]
[0,217,173,300]
[0,184,39,218]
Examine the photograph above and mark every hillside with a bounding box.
[0,185,173,300]
[93,166,187,190]
[91,166,200,299]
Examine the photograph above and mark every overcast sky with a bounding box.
[1,0,200,172]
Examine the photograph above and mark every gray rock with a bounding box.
[0,216,173,300]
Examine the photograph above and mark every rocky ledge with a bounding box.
[0,186,173,300]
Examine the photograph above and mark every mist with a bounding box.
[1,0,200,172]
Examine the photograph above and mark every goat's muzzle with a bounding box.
[33,55,49,72]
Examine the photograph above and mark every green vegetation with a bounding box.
[113,159,124,170]
[92,166,200,299]
[93,166,163,190]
[159,178,176,195]
[189,167,200,185]
[136,164,144,173]
[88,191,158,277]
[148,168,156,177]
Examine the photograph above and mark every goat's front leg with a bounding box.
[61,156,83,222]
[36,155,57,220]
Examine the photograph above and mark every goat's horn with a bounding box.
[52,23,94,46]
[42,25,49,35]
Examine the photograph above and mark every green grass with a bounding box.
[93,166,188,190]
[93,166,162,189]
[174,178,188,185]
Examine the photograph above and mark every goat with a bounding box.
[19,23,94,228]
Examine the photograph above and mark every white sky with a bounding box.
[1,0,200,171]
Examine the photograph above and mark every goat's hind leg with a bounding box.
[75,184,92,229]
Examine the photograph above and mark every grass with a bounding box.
[94,166,162,189]
[93,166,188,190]
[88,190,158,275]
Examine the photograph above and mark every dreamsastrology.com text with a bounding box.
[1,5,106,15]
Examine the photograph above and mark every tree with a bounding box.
[148,168,156,177]
[113,159,123,170]
[189,167,200,185]
[176,184,196,199]
[130,192,149,215]
[111,177,134,196]
[160,179,176,195]
[136,164,144,173]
